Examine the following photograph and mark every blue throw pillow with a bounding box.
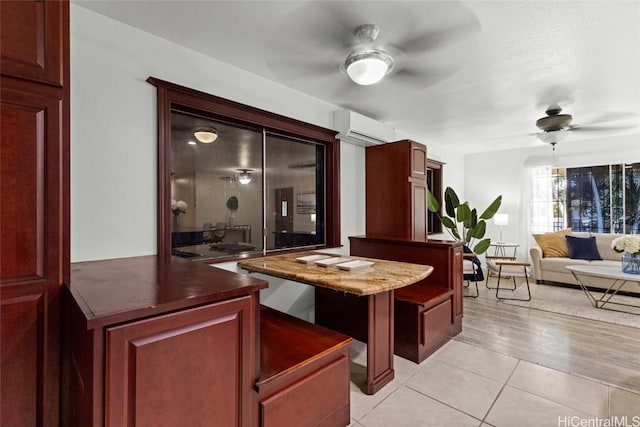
[565,236,602,260]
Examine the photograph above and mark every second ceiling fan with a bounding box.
[534,104,637,145]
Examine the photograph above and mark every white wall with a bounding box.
[70,5,466,319]
[464,134,640,261]
[70,5,340,261]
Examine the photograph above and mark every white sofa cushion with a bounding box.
[530,233,638,295]
[540,257,619,274]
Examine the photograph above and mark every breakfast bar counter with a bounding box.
[237,251,433,295]
[238,251,434,394]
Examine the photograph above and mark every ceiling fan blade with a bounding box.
[267,1,369,54]
[266,54,341,80]
[386,2,480,55]
[396,21,481,55]
[569,124,638,132]
[581,111,640,125]
[390,66,455,89]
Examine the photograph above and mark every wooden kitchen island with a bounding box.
[238,252,434,395]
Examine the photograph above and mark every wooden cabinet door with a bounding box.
[411,181,427,241]
[409,141,427,180]
[1,2,68,426]
[0,0,66,87]
[1,83,66,427]
[105,296,255,427]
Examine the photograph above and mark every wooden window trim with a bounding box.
[147,77,341,259]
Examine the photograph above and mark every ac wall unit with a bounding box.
[333,109,396,147]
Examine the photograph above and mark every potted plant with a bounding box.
[171,199,188,230]
[427,187,502,254]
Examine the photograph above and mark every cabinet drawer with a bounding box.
[260,355,349,427]
[421,298,452,347]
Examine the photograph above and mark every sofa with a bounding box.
[530,231,639,295]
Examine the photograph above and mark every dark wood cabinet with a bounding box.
[0,0,66,87]
[349,236,464,363]
[365,140,427,241]
[62,256,267,427]
[0,2,69,426]
[256,306,352,426]
[359,139,463,364]
[106,297,255,427]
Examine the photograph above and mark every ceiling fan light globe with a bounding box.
[536,130,568,144]
[345,51,394,85]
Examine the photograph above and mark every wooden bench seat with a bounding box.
[394,283,456,363]
[256,305,353,427]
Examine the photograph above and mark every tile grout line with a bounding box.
[479,358,522,425]
[402,382,485,425]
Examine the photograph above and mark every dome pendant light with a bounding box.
[344,24,395,86]
[193,126,218,143]
[237,169,252,185]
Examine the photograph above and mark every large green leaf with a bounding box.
[456,202,470,223]
[444,187,459,217]
[469,219,486,239]
[450,227,461,240]
[426,190,440,213]
[473,238,491,254]
[479,195,503,220]
[440,217,461,240]
[465,208,478,230]
[440,216,456,229]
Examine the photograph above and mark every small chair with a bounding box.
[485,255,531,301]
[462,247,484,298]
[202,222,213,244]
[211,222,226,244]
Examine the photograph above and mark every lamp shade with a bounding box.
[494,213,509,226]
[345,50,394,86]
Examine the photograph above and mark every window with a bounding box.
[148,77,340,260]
[530,162,640,234]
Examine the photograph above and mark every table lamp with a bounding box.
[494,213,509,243]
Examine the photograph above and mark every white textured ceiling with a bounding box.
[74,0,640,153]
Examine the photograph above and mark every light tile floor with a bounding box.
[348,339,640,426]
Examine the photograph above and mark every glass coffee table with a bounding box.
[567,265,640,314]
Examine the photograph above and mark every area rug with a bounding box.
[500,283,640,329]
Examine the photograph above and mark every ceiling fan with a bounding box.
[264,1,481,92]
[534,104,638,145]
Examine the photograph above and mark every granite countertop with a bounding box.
[237,251,433,296]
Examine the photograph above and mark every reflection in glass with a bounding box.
[265,134,324,250]
[171,111,263,258]
[170,111,325,259]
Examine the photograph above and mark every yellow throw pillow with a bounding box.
[532,229,572,258]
